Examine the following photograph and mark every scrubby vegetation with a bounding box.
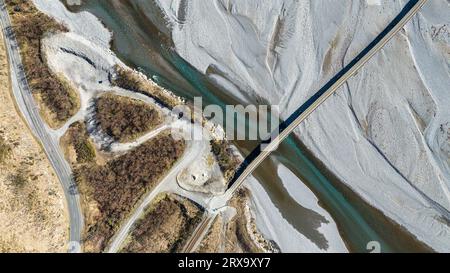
[0,135,12,164]
[111,65,182,109]
[225,188,261,252]
[6,0,79,127]
[7,170,28,190]
[0,18,69,251]
[74,132,185,252]
[111,65,240,182]
[61,122,96,165]
[196,216,223,253]
[96,94,162,143]
[75,137,96,164]
[121,193,204,253]
[225,188,279,253]
[210,140,240,181]
[197,188,279,253]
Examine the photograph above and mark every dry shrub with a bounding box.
[96,94,161,143]
[210,140,240,181]
[111,65,182,109]
[6,0,78,125]
[122,193,203,253]
[0,135,12,163]
[66,122,96,164]
[75,132,185,252]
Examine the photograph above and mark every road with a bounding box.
[0,1,83,252]
[181,0,428,253]
[0,0,426,254]
[181,213,217,253]
[0,1,217,253]
[106,139,210,253]
[226,0,428,195]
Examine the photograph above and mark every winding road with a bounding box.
[0,1,83,252]
[0,0,428,254]
[106,139,210,253]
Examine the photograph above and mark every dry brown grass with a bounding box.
[223,188,263,253]
[196,215,223,253]
[0,29,69,252]
[196,188,278,253]
[6,0,79,128]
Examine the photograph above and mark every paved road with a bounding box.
[0,0,425,254]
[182,212,217,253]
[181,0,428,253]
[227,0,428,196]
[106,139,209,253]
[0,1,83,252]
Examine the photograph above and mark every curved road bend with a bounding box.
[0,1,83,252]
[106,139,208,253]
[227,0,428,195]
[181,0,428,253]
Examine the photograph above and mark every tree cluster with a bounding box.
[210,140,240,181]
[122,194,203,253]
[96,94,161,143]
[7,0,77,123]
[111,65,180,109]
[74,132,185,251]
[67,122,96,164]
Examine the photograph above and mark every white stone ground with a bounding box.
[152,0,450,251]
